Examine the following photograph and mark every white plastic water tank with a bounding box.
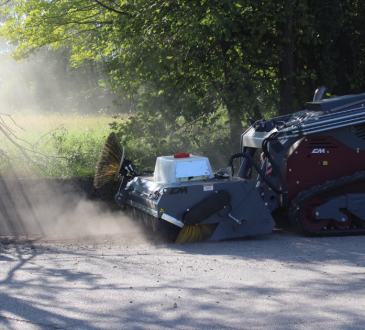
[153,154,214,183]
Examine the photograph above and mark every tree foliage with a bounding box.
[1,0,365,152]
[292,0,365,106]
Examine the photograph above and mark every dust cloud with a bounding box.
[0,39,147,244]
[0,178,150,243]
[0,38,126,115]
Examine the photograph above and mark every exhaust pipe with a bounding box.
[313,86,328,101]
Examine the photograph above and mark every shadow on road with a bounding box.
[1,229,365,329]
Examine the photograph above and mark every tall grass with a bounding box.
[0,112,233,179]
[0,113,115,179]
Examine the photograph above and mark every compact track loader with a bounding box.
[102,87,365,241]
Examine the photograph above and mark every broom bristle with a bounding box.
[94,132,124,189]
[175,224,217,243]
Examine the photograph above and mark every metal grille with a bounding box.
[306,138,337,149]
[351,124,365,140]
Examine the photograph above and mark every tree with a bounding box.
[291,0,365,108]
[1,0,286,147]
[107,0,283,145]
[2,0,365,148]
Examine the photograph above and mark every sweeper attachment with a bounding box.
[95,146,275,243]
[95,87,365,242]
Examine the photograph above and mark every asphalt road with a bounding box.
[1,226,365,330]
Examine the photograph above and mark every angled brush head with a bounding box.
[175,224,216,243]
[94,132,124,189]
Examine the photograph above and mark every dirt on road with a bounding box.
[1,225,365,330]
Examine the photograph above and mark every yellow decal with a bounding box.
[323,161,328,165]
[160,208,165,213]
[203,184,213,191]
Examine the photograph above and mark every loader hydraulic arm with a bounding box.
[237,147,256,179]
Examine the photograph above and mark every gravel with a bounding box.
[1,227,365,329]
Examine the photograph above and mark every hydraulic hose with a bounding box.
[228,132,284,194]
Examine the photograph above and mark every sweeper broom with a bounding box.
[95,87,365,243]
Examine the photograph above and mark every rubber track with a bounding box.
[288,171,365,236]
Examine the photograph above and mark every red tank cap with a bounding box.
[174,153,190,158]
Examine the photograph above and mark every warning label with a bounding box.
[203,184,214,191]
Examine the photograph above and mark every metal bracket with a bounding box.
[228,213,243,225]
[315,196,347,223]
[218,204,245,226]
[346,194,365,220]
[161,213,184,228]
[315,194,365,222]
